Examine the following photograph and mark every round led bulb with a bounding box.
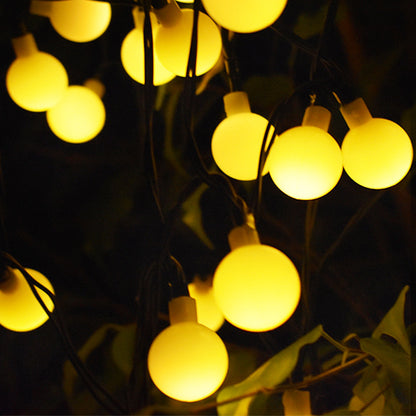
[213,225,301,332]
[31,0,112,42]
[201,0,287,33]
[188,276,224,331]
[211,91,275,181]
[341,98,413,189]
[6,33,68,112]
[154,4,222,77]
[46,79,106,143]
[0,267,55,332]
[121,8,175,86]
[268,106,343,200]
[148,297,228,402]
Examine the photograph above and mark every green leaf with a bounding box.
[63,323,127,414]
[111,323,136,375]
[360,337,410,413]
[216,325,323,416]
[181,184,214,249]
[372,285,410,355]
[293,4,330,39]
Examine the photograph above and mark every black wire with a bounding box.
[221,28,241,92]
[181,0,248,225]
[1,252,127,415]
[309,0,340,82]
[143,0,165,222]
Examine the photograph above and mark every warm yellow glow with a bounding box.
[147,321,228,401]
[120,10,175,86]
[211,112,274,181]
[0,267,55,332]
[31,0,112,43]
[6,35,68,111]
[342,118,413,189]
[268,125,343,200]
[213,244,301,332]
[188,276,224,331]
[201,0,287,33]
[154,9,222,77]
[46,84,106,143]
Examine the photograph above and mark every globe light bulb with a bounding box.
[211,91,275,181]
[30,0,112,43]
[201,0,287,33]
[188,276,225,331]
[147,296,228,402]
[120,7,175,86]
[0,267,55,332]
[153,1,222,77]
[268,105,343,200]
[340,98,413,189]
[213,221,301,332]
[6,33,68,112]
[46,78,106,143]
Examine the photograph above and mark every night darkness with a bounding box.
[0,0,415,414]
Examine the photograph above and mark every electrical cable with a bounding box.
[1,252,127,415]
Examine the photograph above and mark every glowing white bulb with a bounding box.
[201,0,287,33]
[147,296,228,402]
[188,276,224,331]
[213,223,301,332]
[268,106,343,200]
[120,8,175,86]
[6,33,68,112]
[46,79,106,143]
[154,2,222,77]
[0,267,55,332]
[30,0,112,43]
[341,98,413,189]
[211,91,275,181]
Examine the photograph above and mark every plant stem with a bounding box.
[192,353,370,414]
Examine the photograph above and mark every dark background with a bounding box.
[0,0,414,414]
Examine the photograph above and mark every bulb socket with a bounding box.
[168,296,197,324]
[30,0,52,18]
[340,98,373,129]
[223,91,251,117]
[11,33,38,58]
[228,223,260,251]
[302,105,331,131]
[152,0,182,28]
[84,78,105,98]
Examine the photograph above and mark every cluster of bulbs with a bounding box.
[2,0,414,407]
[212,91,413,198]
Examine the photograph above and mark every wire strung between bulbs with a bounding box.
[1,252,127,415]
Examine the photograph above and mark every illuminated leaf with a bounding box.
[372,285,410,355]
[217,325,323,416]
[360,337,410,413]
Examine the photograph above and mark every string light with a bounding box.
[46,78,106,144]
[213,220,301,332]
[0,267,54,332]
[340,98,413,189]
[201,0,288,33]
[147,296,228,402]
[268,105,343,200]
[120,7,175,86]
[6,33,68,112]
[153,0,222,77]
[211,91,275,181]
[30,0,112,43]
